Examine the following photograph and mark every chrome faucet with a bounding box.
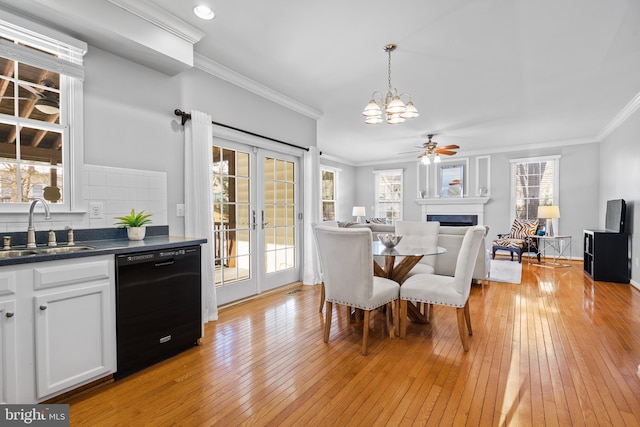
[27,198,51,248]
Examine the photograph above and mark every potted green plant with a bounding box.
[115,209,153,241]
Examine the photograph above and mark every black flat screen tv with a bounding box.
[605,199,626,233]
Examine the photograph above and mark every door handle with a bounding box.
[5,312,14,318]
[261,210,269,229]
[39,305,47,311]
[252,210,256,230]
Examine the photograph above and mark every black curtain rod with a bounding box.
[174,109,309,152]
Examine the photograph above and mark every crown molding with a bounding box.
[194,53,322,120]
[107,0,205,44]
[597,91,640,141]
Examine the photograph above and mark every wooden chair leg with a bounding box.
[319,283,325,313]
[324,301,332,343]
[362,310,370,355]
[464,300,472,335]
[400,300,408,339]
[386,302,395,338]
[394,300,399,337]
[456,307,469,351]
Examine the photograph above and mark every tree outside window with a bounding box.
[512,157,558,221]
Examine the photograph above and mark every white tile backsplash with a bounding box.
[85,164,167,228]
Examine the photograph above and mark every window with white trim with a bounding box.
[0,16,85,208]
[510,156,559,221]
[321,167,338,221]
[374,169,403,224]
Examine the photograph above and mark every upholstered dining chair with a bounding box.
[313,225,400,355]
[394,221,440,282]
[491,219,539,263]
[312,220,339,312]
[399,225,486,351]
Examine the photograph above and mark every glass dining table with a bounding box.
[372,240,446,325]
[372,240,446,283]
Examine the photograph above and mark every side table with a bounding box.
[528,235,572,267]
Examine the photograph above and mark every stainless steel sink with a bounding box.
[0,245,93,258]
[33,246,94,254]
[0,249,39,257]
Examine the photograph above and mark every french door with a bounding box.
[212,138,301,305]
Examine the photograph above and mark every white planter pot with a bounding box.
[127,226,146,241]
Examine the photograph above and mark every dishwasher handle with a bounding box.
[155,260,175,267]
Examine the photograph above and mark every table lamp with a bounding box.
[538,205,560,236]
[352,206,365,223]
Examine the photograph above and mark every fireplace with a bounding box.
[427,214,478,226]
[415,197,489,225]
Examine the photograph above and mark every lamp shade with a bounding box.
[352,206,366,217]
[538,205,560,218]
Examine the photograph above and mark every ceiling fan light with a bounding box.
[400,101,419,119]
[365,116,383,124]
[386,96,406,114]
[362,99,382,117]
[433,154,441,163]
[34,98,59,114]
[421,156,431,165]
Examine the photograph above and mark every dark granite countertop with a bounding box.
[0,226,207,266]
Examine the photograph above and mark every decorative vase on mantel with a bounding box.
[127,226,146,241]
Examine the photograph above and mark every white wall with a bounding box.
[600,107,640,286]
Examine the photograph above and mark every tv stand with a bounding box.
[583,229,629,283]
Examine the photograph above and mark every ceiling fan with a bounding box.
[416,134,459,164]
[0,80,60,114]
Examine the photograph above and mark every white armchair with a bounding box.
[314,225,399,355]
[399,225,486,351]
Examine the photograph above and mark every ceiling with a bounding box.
[2,0,640,165]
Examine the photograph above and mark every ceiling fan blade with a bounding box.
[436,150,458,156]
[438,144,460,150]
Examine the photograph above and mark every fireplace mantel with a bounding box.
[415,197,490,224]
[414,197,490,206]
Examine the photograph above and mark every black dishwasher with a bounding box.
[115,245,201,379]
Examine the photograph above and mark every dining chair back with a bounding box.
[312,221,339,312]
[399,225,486,351]
[394,221,440,280]
[313,225,400,355]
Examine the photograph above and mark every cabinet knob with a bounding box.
[5,312,14,318]
[39,305,47,311]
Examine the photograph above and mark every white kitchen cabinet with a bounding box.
[0,269,18,404]
[0,299,17,404]
[0,255,115,403]
[32,256,116,400]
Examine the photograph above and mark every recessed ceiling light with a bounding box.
[193,5,215,20]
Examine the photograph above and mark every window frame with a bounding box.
[509,155,560,226]
[320,166,339,221]
[373,169,403,224]
[0,11,86,213]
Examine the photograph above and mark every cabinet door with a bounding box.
[0,300,17,403]
[34,282,115,398]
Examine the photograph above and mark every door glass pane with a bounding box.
[263,156,296,274]
[213,145,252,287]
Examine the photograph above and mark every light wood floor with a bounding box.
[66,259,640,426]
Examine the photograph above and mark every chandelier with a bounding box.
[362,44,419,124]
